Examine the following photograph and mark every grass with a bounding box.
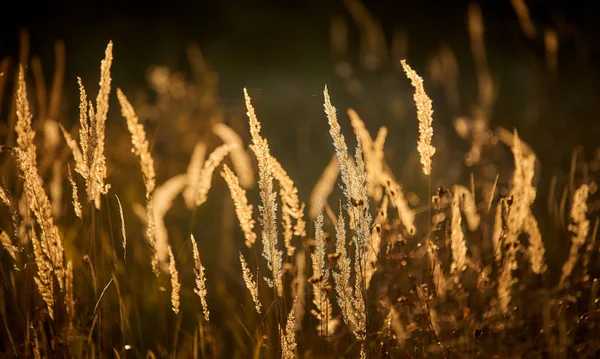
[0,2,599,358]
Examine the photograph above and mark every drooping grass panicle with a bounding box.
[195,143,234,207]
[183,141,207,209]
[239,251,262,314]
[212,122,254,188]
[168,246,181,314]
[221,164,256,248]
[400,60,436,176]
[117,88,156,197]
[244,88,283,297]
[153,174,187,273]
[191,234,209,322]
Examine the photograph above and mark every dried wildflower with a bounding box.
[244,88,283,297]
[221,164,256,247]
[401,60,436,176]
[559,184,589,289]
[212,122,254,188]
[309,155,339,219]
[280,296,298,359]
[183,142,207,209]
[67,166,82,219]
[168,246,180,314]
[196,144,234,207]
[239,252,261,314]
[191,235,209,321]
[270,154,306,257]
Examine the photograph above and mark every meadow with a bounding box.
[0,1,599,358]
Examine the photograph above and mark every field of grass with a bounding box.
[0,1,599,358]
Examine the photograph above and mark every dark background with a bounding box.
[1,0,600,190]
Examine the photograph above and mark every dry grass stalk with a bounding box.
[323,86,369,341]
[183,142,207,209]
[559,184,589,289]
[168,246,180,314]
[153,174,187,273]
[400,60,436,176]
[293,252,307,331]
[221,164,256,248]
[195,144,234,207]
[212,122,254,188]
[239,252,261,314]
[14,66,65,318]
[309,155,339,219]
[270,154,306,256]
[115,195,126,263]
[280,296,298,359]
[191,235,209,322]
[67,165,82,219]
[244,88,283,296]
[65,260,75,322]
[60,42,113,209]
[310,205,333,337]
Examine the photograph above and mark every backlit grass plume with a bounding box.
[60,42,113,209]
[401,59,436,176]
[244,88,283,297]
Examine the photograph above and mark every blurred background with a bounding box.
[1,0,599,186]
